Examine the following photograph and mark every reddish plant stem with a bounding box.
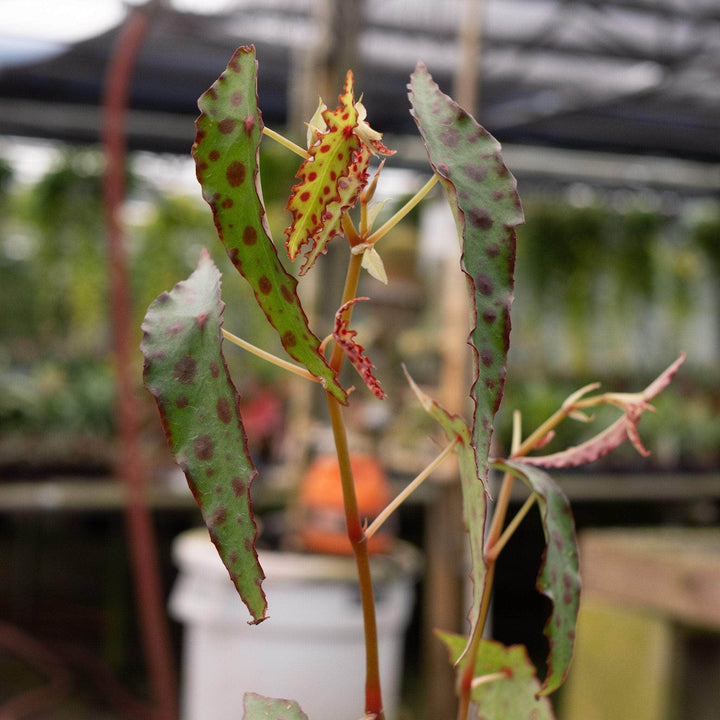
[102,4,178,720]
[325,250,385,720]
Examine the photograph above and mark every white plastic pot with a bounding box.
[170,528,420,720]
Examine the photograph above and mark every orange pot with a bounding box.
[298,454,394,555]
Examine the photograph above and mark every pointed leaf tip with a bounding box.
[333,298,386,399]
[403,369,489,656]
[491,459,579,696]
[192,45,347,404]
[141,252,267,623]
[408,63,523,505]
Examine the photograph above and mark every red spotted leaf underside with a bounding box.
[141,251,266,624]
[438,632,555,720]
[404,370,487,656]
[285,71,363,271]
[243,693,308,720]
[408,64,524,487]
[300,144,371,274]
[333,298,386,399]
[492,459,580,695]
[192,45,346,404]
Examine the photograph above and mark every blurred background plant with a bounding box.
[1,143,718,477]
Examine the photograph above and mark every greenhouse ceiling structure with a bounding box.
[1,0,719,191]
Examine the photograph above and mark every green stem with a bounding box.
[222,329,318,382]
[262,126,309,159]
[513,405,569,459]
[366,174,438,245]
[485,493,537,562]
[366,438,458,540]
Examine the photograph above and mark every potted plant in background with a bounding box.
[140,46,684,720]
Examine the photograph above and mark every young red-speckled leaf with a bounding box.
[243,693,308,720]
[491,459,580,695]
[438,632,555,720]
[141,251,266,624]
[333,298,386,399]
[408,65,524,488]
[285,71,362,265]
[521,353,686,469]
[404,369,488,654]
[192,45,346,404]
[299,144,371,275]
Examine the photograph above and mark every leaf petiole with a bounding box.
[262,127,309,159]
[222,329,319,383]
[485,493,537,562]
[365,437,459,540]
[471,671,508,689]
[366,174,439,246]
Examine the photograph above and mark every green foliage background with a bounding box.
[0,144,717,470]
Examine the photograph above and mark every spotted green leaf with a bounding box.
[491,459,580,695]
[298,144,371,275]
[141,250,266,624]
[285,71,362,269]
[408,65,524,487]
[404,369,487,654]
[192,45,346,404]
[438,632,555,720]
[243,694,308,720]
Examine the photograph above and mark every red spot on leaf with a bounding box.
[469,207,494,230]
[218,118,235,134]
[440,127,461,147]
[230,91,243,106]
[226,161,246,187]
[173,356,197,384]
[209,362,220,378]
[482,308,497,324]
[193,435,214,460]
[216,396,232,424]
[209,149,220,162]
[258,276,272,294]
[232,477,246,497]
[464,165,488,182]
[476,274,494,296]
[242,226,257,245]
[333,298,386,400]
[212,506,227,526]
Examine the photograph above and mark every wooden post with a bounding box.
[425,1,484,717]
